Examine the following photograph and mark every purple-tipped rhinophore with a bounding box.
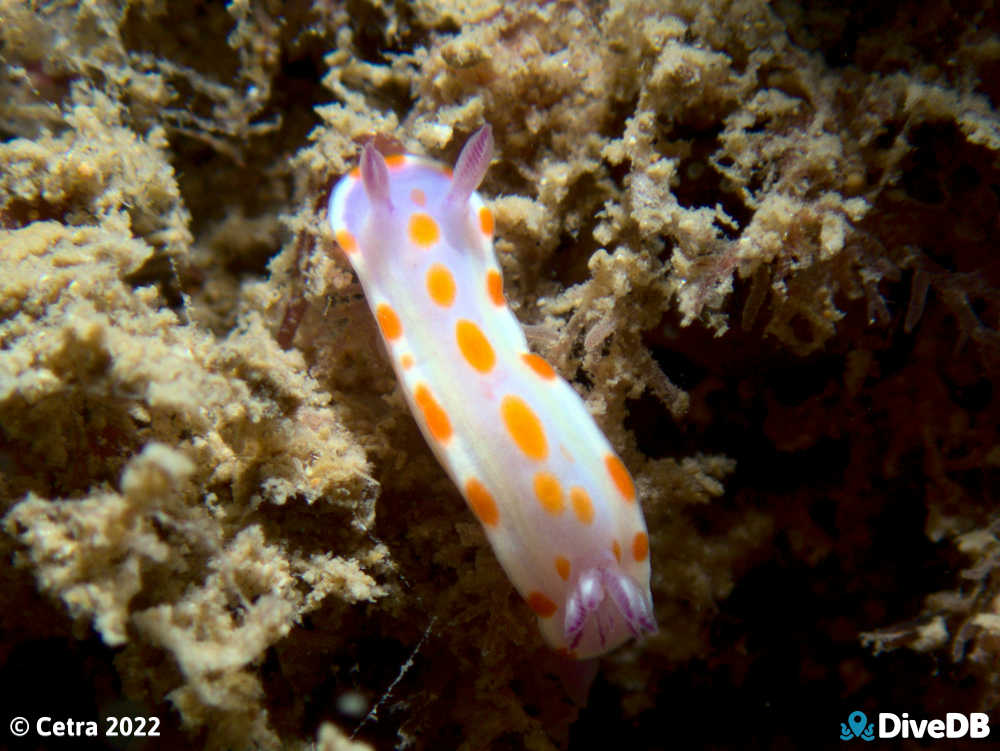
[448,124,494,203]
[360,142,392,209]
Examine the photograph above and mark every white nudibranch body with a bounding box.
[327,125,656,658]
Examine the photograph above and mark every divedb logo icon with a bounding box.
[841,710,991,741]
[840,711,875,742]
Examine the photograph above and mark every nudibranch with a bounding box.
[327,125,656,658]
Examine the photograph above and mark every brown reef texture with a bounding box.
[1,0,998,749]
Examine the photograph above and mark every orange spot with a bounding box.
[414,384,452,442]
[409,213,439,247]
[500,395,547,460]
[569,487,594,525]
[456,320,495,373]
[349,166,360,179]
[527,591,557,618]
[632,532,649,562]
[335,229,357,254]
[555,556,571,581]
[465,478,500,527]
[400,354,414,370]
[486,269,505,306]
[385,154,406,169]
[410,188,426,206]
[479,206,494,236]
[375,304,402,341]
[521,353,556,380]
[605,454,636,502]
[533,472,564,515]
[426,264,456,307]
[612,539,622,563]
